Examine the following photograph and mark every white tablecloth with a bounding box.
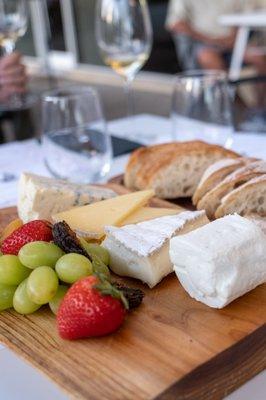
[1,114,266,209]
[0,114,265,400]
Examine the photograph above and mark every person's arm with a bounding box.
[170,20,237,49]
[0,52,27,102]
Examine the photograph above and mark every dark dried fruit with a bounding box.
[52,221,91,261]
[113,283,145,310]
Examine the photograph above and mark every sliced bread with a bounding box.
[192,158,250,206]
[215,174,266,218]
[124,141,239,198]
[197,160,266,219]
[124,143,175,190]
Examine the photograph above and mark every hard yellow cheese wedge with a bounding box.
[120,207,182,225]
[52,190,154,239]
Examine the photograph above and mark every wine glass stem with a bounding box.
[1,40,24,108]
[124,77,135,118]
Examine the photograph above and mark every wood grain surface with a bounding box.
[0,194,265,400]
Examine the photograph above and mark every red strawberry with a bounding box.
[57,275,127,340]
[1,220,52,255]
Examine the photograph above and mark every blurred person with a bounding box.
[166,0,266,74]
[0,52,27,103]
[0,52,28,143]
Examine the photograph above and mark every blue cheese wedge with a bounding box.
[102,211,208,288]
[18,172,116,223]
[170,214,266,308]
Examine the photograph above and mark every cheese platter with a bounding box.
[0,140,266,400]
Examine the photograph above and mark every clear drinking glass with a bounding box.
[95,0,152,120]
[42,86,113,183]
[171,71,233,148]
[0,0,35,110]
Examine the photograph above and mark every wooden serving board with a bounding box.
[0,186,265,400]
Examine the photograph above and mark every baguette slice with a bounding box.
[215,174,266,218]
[125,141,239,199]
[197,160,266,219]
[192,157,254,206]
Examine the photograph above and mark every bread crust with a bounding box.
[192,158,244,205]
[197,160,266,219]
[124,143,175,189]
[124,141,239,198]
[215,174,266,218]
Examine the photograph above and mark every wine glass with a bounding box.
[95,0,152,137]
[171,70,233,148]
[0,0,35,110]
[42,86,113,183]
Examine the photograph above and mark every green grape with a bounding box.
[19,241,64,269]
[79,238,110,278]
[13,279,41,314]
[80,240,110,266]
[55,253,93,284]
[0,283,17,311]
[27,266,58,305]
[0,255,31,285]
[49,285,68,315]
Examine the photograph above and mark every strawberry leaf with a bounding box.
[94,279,129,310]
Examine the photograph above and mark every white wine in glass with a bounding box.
[0,0,35,111]
[95,0,153,132]
[0,0,27,53]
[103,52,149,80]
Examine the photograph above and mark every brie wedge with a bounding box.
[18,173,116,223]
[102,211,208,288]
[170,214,266,308]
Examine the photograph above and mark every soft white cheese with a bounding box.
[18,172,116,223]
[103,211,207,288]
[170,214,266,308]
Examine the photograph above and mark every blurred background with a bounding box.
[0,0,265,142]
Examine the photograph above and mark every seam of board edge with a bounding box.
[154,324,266,400]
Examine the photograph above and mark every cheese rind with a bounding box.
[53,190,155,239]
[103,211,208,287]
[170,214,266,308]
[18,173,116,223]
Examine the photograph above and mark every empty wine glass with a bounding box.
[0,0,35,110]
[95,0,152,138]
[42,86,113,183]
[171,70,233,148]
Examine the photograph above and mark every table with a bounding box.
[219,12,266,80]
[0,114,266,400]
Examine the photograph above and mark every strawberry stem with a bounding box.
[94,276,129,310]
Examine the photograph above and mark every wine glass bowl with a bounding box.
[95,0,152,132]
[96,0,152,82]
[171,70,233,148]
[41,86,113,184]
[0,0,37,111]
[0,0,28,54]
